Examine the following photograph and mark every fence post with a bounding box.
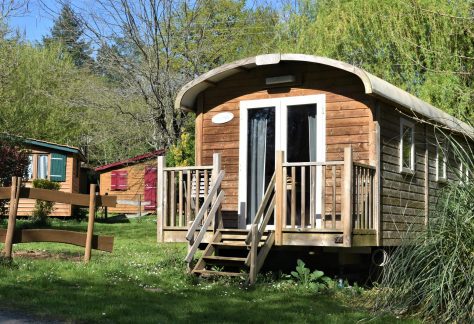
[212,153,222,232]
[157,156,165,242]
[342,147,353,247]
[274,151,284,246]
[84,184,96,262]
[4,177,21,259]
[249,224,258,285]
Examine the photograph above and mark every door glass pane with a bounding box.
[402,125,413,169]
[247,107,275,224]
[286,104,317,227]
[287,104,317,162]
[27,155,33,179]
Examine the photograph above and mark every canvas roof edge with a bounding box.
[94,149,165,172]
[175,53,474,138]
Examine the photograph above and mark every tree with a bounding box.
[79,0,277,150]
[275,0,474,122]
[43,3,92,67]
[0,137,29,217]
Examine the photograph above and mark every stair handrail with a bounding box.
[184,170,225,263]
[245,172,276,245]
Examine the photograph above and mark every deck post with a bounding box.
[342,147,353,247]
[274,151,284,246]
[157,156,165,242]
[4,177,21,259]
[249,224,258,285]
[212,153,223,232]
[84,184,96,262]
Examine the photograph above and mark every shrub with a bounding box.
[31,179,61,226]
[376,172,473,321]
[289,259,332,292]
[166,131,195,167]
[0,137,29,216]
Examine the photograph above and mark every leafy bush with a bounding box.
[166,131,195,167]
[0,137,29,216]
[376,182,473,322]
[31,179,61,226]
[289,259,332,292]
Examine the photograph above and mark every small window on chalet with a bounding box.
[459,163,470,184]
[436,145,447,182]
[37,154,49,179]
[26,155,34,180]
[399,119,415,173]
[111,170,128,191]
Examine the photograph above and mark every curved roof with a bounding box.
[175,53,473,137]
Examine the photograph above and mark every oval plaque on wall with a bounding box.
[211,112,234,124]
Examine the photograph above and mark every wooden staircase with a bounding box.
[191,228,275,280]
[185,172,276,284]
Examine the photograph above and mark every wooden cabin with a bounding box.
[19,138,85,217]
[96,150,164,215]
[156,54,474,281]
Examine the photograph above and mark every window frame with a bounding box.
[399,118,415,174]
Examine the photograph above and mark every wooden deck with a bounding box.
[157,147,378,249]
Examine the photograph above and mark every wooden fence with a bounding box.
[0,177,117,262]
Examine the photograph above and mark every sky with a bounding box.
[7,0,60,42]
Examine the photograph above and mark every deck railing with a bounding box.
[156,154,221,241]
[353,163,376,230]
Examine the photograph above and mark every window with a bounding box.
[26,155,34,180]
[111,170,128,191]
[459,163,470,184]
[436,145,447,182]
[399,119,415,173]
[37,154,49,179]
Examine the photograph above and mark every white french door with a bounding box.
[238,94,326,228]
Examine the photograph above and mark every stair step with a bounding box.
[202,256,247,266]
[193,269,247,277]
[221,234,268,240]
[211,242,265,248]
[218,229,250,233]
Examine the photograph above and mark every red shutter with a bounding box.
[111,171,118,190]
[118,170,128,190]
[111,170,128,191]
[144,167,157,210]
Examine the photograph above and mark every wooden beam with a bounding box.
[212,153,223,232]
[0,229,114,252]
[4,177,21,258]
[17,188,116,207]
[157,156,165,242]
[274,151,284,246]
[374,102,382,246]
[84,184,96,263]
[342,147,353,247]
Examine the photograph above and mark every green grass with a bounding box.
[0,217,417,323]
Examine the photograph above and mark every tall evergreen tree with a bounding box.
[43,3,91,67]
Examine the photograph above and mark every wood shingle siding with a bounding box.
[197,62,373,215]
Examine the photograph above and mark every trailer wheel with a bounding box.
[371,248,389,267]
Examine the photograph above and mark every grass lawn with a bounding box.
[0,216,418,323]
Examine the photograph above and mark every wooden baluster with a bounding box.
[195,170,200,219]
[332,166,336,229]
[170,171,175,227]
[361,168,366,229]
[204,170,209,226]
[163,171,168,227]
[178,171,183,227]
[360,168,365,229]
[320,166,325,229]
[369,170,373,229]
[186,170,191,224]
[157,157,165,241]
[291,166,296,229]
[310,165,316,228]
[301,166,306,229]
[283,166,287,228]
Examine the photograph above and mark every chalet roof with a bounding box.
[94,149,165,172]
[4,135,86,161]
[175,53,473,137]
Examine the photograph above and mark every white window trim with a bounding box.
[399,118,415,174]
[238,94,326,228]
[436,146,447,182]
[459,162,470,184]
